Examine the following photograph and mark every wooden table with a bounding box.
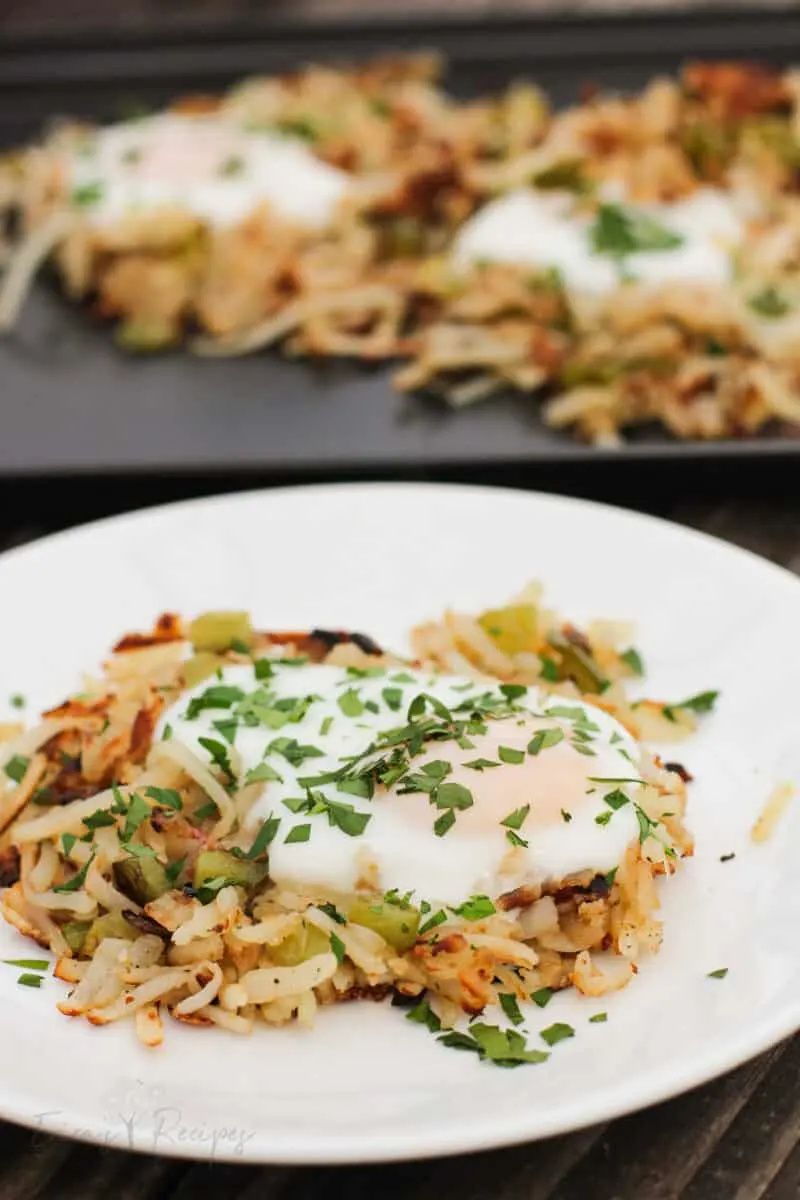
[0,487,798,1200]
[0,3,798,1191]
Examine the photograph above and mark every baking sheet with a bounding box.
[2,7,799,477]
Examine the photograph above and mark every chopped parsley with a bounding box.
[438,1023,549,1067]
[634,805,660,842]
[267,737,324,767]
[244,762,283,785]
[434,810,456,837]
[337,689,364,718]
[418,908,448,936]
[501,804,530,831]
[82,809,116,832]
[406,997,442,1032]
[61,833,77,856]
[498,745,525,765]
[8,694,25,709]
[603,788,630,811]
[194,801,219,822]
[186,684,245,719]
[719,852,736,863]
[381,687,403,712]
[284,824,311,844]
[195,875,240,904]
[122,792,150,841]
[532,987,553,1008]
[3,755,29,784]
[604,866,619,887]
[663,690,719,721]
[538,655,560,682]
[144,786,183,812]
[527,727,565,755]
[164,857,186,887]
[219,154,245,177]
[53,854,94,894]
[621,647,644,676]
[319,715,334,736]
[463,758,500,771]
[244,816,281,859]
[212,718,239,745]
[589,1012,608,1023]
[330,933,346,964]
[561,809,573,823]
[707,967,729,979]
[450,895,496,921]
[71,182,104,207]
[17,973,43,989]
[595,811,613,826]
[505,830,529,848]
[435,782,474,811]
[317,901,346,925]
[3,958,48,970]
[539,1022,575,1046]
[748,286,790,319]
[499,993,525,1026]
[591,203,683,261]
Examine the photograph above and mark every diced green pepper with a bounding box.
[115,316,178,353]
[532,158,590,193]
[61,919,91,954]
[183,651,226,688]
[548,633,608,694]
[189,611,253,653]
[270,922,331,966]
[192,850,269,892]
[478,605,538,656]
[348,897,420,951]
[83,910,137,955]
[113,856,172,905]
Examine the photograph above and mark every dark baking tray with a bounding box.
[2,6,800,479]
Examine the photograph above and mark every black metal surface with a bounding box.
[2,7,799,479]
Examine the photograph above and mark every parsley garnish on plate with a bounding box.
[539,1022,575,1046]
[438,1023,549,1067]
[499,993,525,1026]
[17,973,43,989]
[707,967,729,979]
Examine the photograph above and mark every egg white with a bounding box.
[66,113,349,230]
[452,185,744,294]
[162,660,643,906]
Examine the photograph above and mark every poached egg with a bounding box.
[66,112,349,230]
[162,660,646,907]
[452,185,744,294]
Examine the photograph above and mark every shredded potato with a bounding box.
[0,592,704,1051]
[2,58,800,442]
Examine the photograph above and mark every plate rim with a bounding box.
[0,479,798,1165]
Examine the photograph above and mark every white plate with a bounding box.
[0,483,798,1165]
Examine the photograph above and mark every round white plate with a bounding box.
[0,483,798,1165]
